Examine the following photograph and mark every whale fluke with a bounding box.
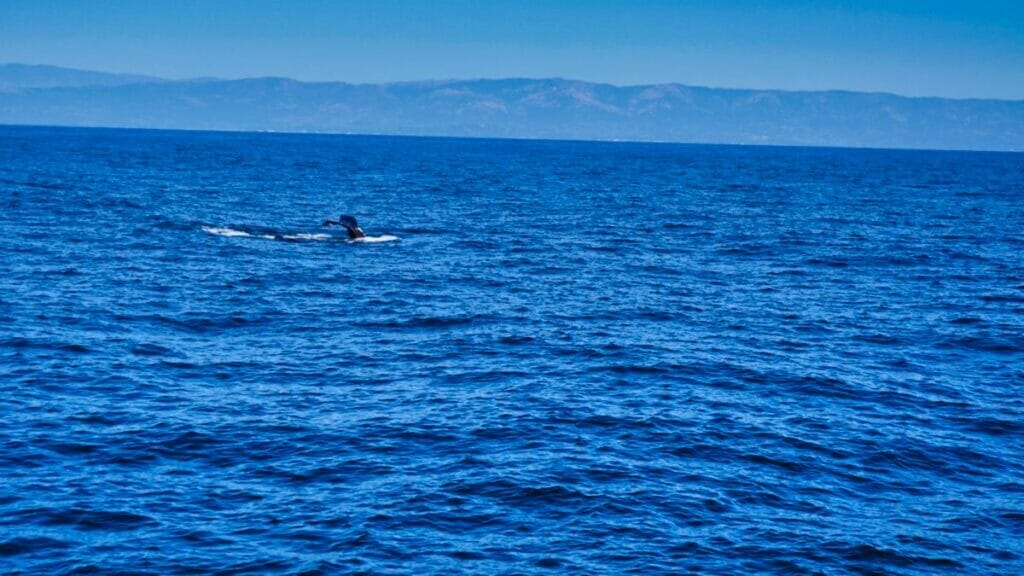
[323,214,366,239]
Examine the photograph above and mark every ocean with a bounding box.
[1,125,1022,574]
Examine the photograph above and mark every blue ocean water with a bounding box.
[1,125,1022,575]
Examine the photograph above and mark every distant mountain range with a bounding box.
[2,63,1022,151]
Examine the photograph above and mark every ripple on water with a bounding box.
[1,127,1022,574]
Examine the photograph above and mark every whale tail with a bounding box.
[323,214,366,239]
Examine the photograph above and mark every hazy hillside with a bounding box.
[1,64,1021,150]
[0,63,162,89]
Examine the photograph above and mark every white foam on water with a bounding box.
[352,235,400,243]
[203,226,397,244]
[281,233,333,241]
[202,226,252,238]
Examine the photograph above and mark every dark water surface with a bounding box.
[1,125,1022,574]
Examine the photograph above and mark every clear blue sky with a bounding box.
[2,0,1022,99]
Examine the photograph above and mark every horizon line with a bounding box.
[2,122,1019,156]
